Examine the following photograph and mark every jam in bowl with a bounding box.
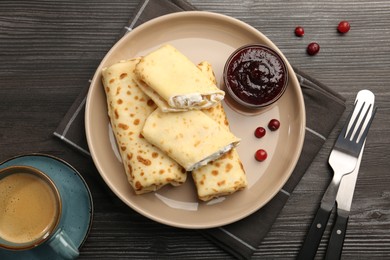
[223,44,288,110]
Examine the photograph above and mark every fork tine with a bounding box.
[345,101,366,140]
[336,105,355,142]
[334,103,377,157]
[352,103,372,143]
[357,106,377,146]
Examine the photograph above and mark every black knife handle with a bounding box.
[324,212,349,260]
[297,205,332,260]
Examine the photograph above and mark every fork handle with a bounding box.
[297,205,332,260]
[324,210,349,260]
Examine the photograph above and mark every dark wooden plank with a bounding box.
[0,0,389,259]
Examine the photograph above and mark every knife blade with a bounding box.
[324,91,375,260]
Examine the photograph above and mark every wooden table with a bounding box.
[1,1,389,259]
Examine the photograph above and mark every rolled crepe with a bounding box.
[135,44,225,112]
[141,108,240,172]
[193,61,248,201]
[102,58,186,194]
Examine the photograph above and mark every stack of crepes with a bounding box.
[102,44,247,201]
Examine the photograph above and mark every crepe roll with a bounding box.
[142,108,240,172]
[135,44,225,112]
[192,61,247,201]
[102,58,186,194]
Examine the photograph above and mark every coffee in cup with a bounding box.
[0,165,78,259]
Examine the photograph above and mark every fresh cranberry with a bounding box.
[307,42,320,56]
[294,26,305,37]
[268,119,280,131]
[254,127,266,138]
[255,149,268,162]
[337,21,350,33]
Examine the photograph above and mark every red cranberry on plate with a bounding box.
[255,149,268,162]
[268,119,280,131]
[254,127,266,138]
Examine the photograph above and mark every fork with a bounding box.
[297,91,377,260]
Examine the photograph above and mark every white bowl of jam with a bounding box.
[223,44,288,110]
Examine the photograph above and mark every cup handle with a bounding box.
[47,228,79,259]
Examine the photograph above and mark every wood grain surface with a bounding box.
[1,0,389,259]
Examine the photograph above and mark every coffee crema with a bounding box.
[0,172,59,244]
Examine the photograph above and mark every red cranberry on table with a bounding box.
[337,21,351,33]
[255,149,268,162]
[254,127,266,138]
[294,26,305,37]
[307,42,320,56]
[268,119,280,131]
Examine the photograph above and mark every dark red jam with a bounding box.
[224,44,288,108]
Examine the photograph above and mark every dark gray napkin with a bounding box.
[53,0,346,259]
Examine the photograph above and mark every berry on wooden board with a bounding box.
[307,42,320,56]
[295,26,305,37]
[337,20,351,33]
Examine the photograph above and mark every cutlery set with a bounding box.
[298,90,377,260]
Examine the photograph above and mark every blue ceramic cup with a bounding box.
[0,166,79,259]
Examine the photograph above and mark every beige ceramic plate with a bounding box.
[85,11,305,229]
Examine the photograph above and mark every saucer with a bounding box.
[0,153,93,259]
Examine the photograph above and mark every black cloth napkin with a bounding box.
[54,0,346,259]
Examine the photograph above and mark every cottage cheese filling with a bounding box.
[170,93,224,109]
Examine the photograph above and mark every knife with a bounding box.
[324,91,375,260]
[297,90,376,260]
[324,144,364,260]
